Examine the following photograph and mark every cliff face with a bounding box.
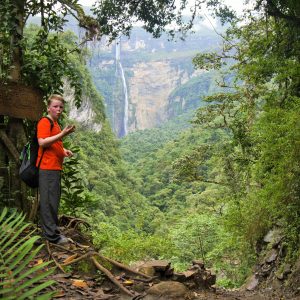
[128,60,191,131]
[90,26,221,136]
[64,80,102,132]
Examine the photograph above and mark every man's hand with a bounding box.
[62,124,76,136]
[64,149,73,157]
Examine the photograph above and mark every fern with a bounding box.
[0,207,56,299]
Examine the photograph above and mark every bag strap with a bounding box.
[37,116,54,169]
[37,149,45,169]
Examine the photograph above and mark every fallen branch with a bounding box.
[50,242,77,254]
[62,251,93,266]
[46,241,66,273]
[91,256,135,297]
[95,253,152,279]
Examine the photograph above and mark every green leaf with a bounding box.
[15,269,55,295]
[0,208,55,299]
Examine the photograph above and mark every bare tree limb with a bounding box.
[91,256,135,297]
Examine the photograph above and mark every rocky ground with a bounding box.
[26,218,300,300]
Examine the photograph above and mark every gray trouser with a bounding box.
[39,169,61,243]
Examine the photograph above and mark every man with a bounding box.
[37,94,75,244]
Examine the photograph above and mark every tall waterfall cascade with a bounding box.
[115,38,128,137]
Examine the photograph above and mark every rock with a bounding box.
[245,275,259,291]
[144,281,188,300]
[265,249,278,263]
[276,272,284,280]
[172,266,216,288]
[138,260,172,278]
[138,266,156,277]
[172,272,187,282]
[132,282,146,293]
[192,260,205,269]
[276,263,292,280]
[182,270,198,279]
[206,271,217,287]
[263,228,283,248]
[142,260,171,271]
[260,264,272,277]
[165,267,174,277]
[283,263,291,275]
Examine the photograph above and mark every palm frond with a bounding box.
[0,207,56,299]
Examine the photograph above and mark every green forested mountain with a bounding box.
[117,11,300,287]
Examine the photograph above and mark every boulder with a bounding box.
[144,281,189,300]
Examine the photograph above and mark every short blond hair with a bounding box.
[47,94,64,106]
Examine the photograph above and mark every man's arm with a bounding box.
[38,125,75,148]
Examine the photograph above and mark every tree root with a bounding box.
[95,253,153,279]
[59,250,136,296]
[44,238,151,297]
[91,256,135,297]
[60,249,152,279]
[50,242,77,254]
[62,251,94,266]
[68,218,90,230]
[46,241,66,273]
[59,214,91,229]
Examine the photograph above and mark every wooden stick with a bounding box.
[63,250,152,279]
[50,242,77,254]
[95,253,152,279]
[91,256,134,297]
[46,241,66,273]
[62,252,93,266]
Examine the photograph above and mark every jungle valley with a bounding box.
[0,0,299,299]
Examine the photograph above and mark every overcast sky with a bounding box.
[78,0,246,15]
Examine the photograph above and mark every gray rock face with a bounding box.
[265,249,278,264]
[245,275,259,291]
[263,229,283,247]
[64,80,102,133]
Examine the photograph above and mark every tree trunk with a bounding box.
[0,116,10,207]
[7,117,27,211]
[6,0,31,215]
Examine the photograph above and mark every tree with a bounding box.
[92,0,235,40]
[0,0,98,213]
[191,0,300,254]
[0,0,296,214]
[0,0,235,215]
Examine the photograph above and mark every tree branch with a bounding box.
[0,130,20,162]
[91,256,135,297]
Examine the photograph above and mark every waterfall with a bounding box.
[115,38,128,137]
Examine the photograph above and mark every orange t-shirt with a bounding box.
[36,117,65,170]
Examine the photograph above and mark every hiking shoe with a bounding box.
[56,235,69,245]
